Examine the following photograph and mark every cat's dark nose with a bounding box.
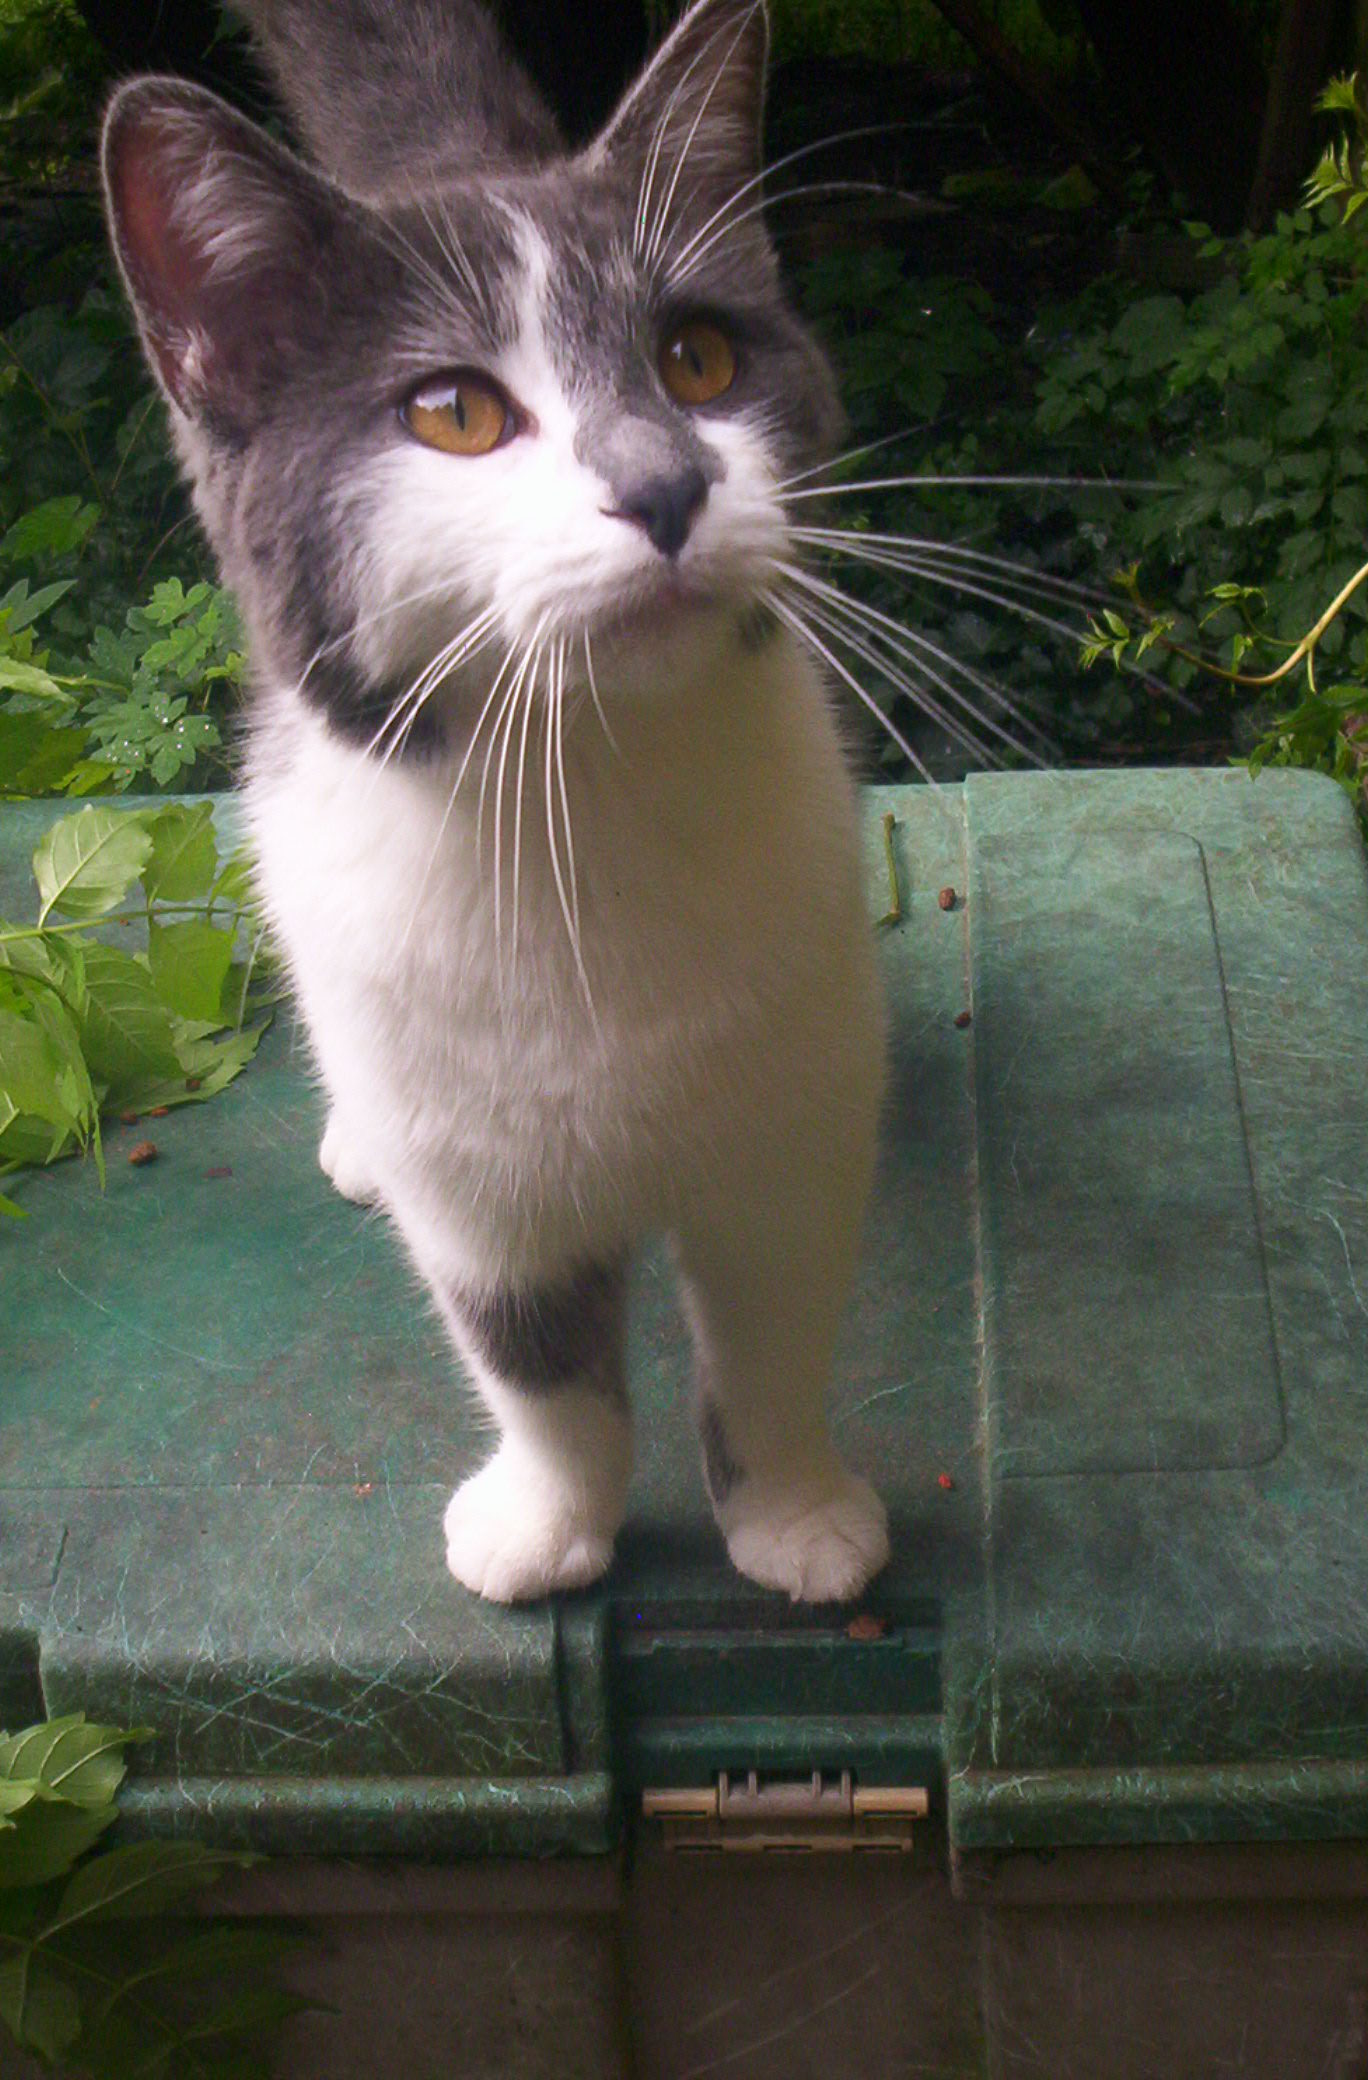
[610,467,709,559]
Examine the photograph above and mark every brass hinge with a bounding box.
[642,1770,928,1853]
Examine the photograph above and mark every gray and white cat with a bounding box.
[101,0,890,1603]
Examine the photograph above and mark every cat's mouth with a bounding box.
[592,569,726,645]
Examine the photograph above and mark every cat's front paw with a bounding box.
[443,1456,618,1603]
[318,1116,380,1204]
[721,1465,890,1603]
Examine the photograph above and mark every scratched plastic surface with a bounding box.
[3,770,1367,1854]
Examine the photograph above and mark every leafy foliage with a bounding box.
[0,1712,311,2077]
[0,800,274,1220]
[0,230,237,797]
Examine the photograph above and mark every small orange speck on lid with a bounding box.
[937,1472,956,1491]
[128,1141,158,1166]
[846,1613,888,1641]
[953,1010,972,1029]
[938,886,957,910]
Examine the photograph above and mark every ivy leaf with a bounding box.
[147,920,235,1022]
[32,806,152,926]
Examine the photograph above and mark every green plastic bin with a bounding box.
[3,768,1367,2078]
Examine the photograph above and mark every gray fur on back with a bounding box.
[230,0,562,199]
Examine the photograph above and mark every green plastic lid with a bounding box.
[3,770,1366,1856]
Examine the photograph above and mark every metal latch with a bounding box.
[642,1770,928,1853]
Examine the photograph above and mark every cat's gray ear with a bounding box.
[102,77,346,436]
[591,0,768,231]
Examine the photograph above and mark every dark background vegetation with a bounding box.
[3,0,1368,800]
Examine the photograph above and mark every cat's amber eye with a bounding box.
[402,374,510,456]
[659,319,736,407]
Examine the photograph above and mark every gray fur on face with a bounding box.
[103,0,843,753]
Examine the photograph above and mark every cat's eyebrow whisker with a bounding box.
[668,179,929,286]
[776,563,1046,769]
[657,123,906,281]
[633,1,761,264]
[776,557,1057,751]
[582,630,621,757]
[644,1,766,274]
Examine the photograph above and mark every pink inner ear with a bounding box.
[108,113,218,408]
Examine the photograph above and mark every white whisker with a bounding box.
[778,568,1039,769]
[791,525,1122,612]
[583,629,621,757]
[645,2,765,272]
[785,472,1174,501]
[398,634,519,953]
[776,558,1055,751]
[659,123,903,279]
[766,592,938,786]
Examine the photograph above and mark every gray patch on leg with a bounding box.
[699,1399,744,1507]
[455,1259,626,1393]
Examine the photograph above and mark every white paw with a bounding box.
[721,1466,890,1603]
[318,1117,380,1204]
[443,1454,618,1603]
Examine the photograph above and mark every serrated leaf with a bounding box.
[0,1714,150,1809]
[76,946,183,1101]
[50,1841,258,1931]
[147,920,235,1022]
[0,1951,82,2058]
[1,496,99,562]
[143,804,217,903]
[33,807,153,926]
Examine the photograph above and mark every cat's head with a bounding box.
[102,0,842,750]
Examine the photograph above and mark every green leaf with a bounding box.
[0,655,65,700]
[0,1799,118,1890]
[143,804,217,903]
[1,496,99,563]
[0,1192,27,1219]
[0,1003,86,1134]
[32,806,153,926]
[0,1715,150,1810]
[0,1951,82,2058]
[50,1841,258,1931]
[76,946,183,1102]
[147,920,235,1022]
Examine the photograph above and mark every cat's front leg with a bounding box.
[318,1111,381,1205]
[433,1258,633,1602]
[674,1147,888,1604]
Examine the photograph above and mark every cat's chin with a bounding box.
[590,580,743,653]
